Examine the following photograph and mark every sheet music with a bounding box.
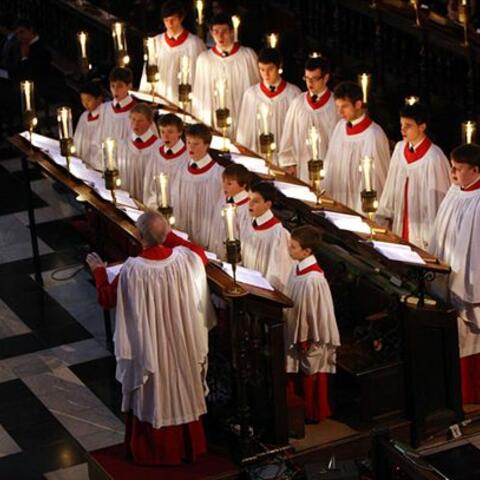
[120,206,143,222]
[222,263,274,291]
[323,211,372,234]
[230,153,269,175]
[372,241,426,265]
[106,263,123,283]
[274,181,318,203]
[20,131,61,152]
[205,251,218,261]
[210,135,241,154]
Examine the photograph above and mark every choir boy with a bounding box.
[279,55,339,182]
[138,0,206,103]
[429,143,480,404]
[285,225,340,423]
[236,47,300,163]
[241,181,294,291]
[323,81,390,213]
[377,103,450,249]
[192,13,259,137]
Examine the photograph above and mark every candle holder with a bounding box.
[215,108,231,152]
[57,106,75,171]
[361,190,379,240]
[410,0,421,27]
[102,138,121,205]
[259,133,275,163]
[20,80,38,149]
[357,73,371,106]
[462,120,477,144]
[76,31,91,76]
[222,204,244,296]
[112,22,130,67]
[308,159,325,205]
[144,37,159,98]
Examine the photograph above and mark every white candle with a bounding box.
[23,81,32,111]
[58,107,70,138]
[196,0,204,25]
[223,204,236,241]
[103,137,116,171]
[158,173,168,208]
[232,15,241,42]
[360,156,373,192]
[145,37,156,65]
[78,31,88,58]
[359,73,370,104]
[464,121,476,144]
[307,126,321,160]
[258,103,270,135]
[113,22,123,51]
[179,55,190,85]
[215,77,227,109]
[267,33,279,49]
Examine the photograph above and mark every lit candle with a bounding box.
[360,156,374,192]
[22,80,32,111]
[309,51,322,59]
[232,15,241,42]
[358,73,370,104]
[215,77,227,109]
[196,0,204,25]
[459,0,468,23]
[258,103,270,135]
[307,126,321,160]
[57,107,72,139]
[463,120,477,144]
[179,55,190,85]
[113,22,123,51]
[78,31,88,58]
[145,37,156,66]
[102,137,117,171]
[156,173,169,208]
[222,204,236,241]
[405,96,419,105]
[267,33,279,49]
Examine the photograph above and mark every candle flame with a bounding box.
[267,33,279,49]
[359,73,370,104]
[196,0,204,24]
[405,96,419,105]
[78,31,88,58]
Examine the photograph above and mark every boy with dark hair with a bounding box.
[237,48,300,163]
[139,0,205,103]
[377,103,450,249]
[279,55,339,182]
[429,143,480,405]
[143,113,188,207]
[285,225,340,423]
[241,182,294,290]
[192,13,259,137]
[323,81,390,213]
[74,80,105,169]
[99,67,136,142]
[171,124,225,250]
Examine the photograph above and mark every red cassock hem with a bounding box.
[125,413,207,466]
[460,353,480,404]
[287,372,331,422]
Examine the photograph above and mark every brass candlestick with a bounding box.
[259,133,275,163]
[308,159,325,205]
[179,83,192,110]
[216,108,231,152]
[104,168,119,204]
[225,239,243,295]
[361,190,378,240]
[155,173,175,225]
[102,138,120,205]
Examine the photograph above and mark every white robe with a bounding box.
[98,97,136,144]
[241,213,294,292]
[142,140,188,208]
[236,80,301,164]
[429,184,480,356]
[73,107,103,170]
[376,139,451,250]
[118,133,161,201]
[139,31,206,104]
[170,155,225,250]
[284,257,340,375]
[324,117,390,213]
[192,45,260,137]
[115,247,213,428]
[278,90,339,183]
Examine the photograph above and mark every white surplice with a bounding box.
[192,44,259,137]
[98,96,137,144]
[284,255,340,374]
[118,131,161,201]
[376,138,451,250]
[429,182,480,356]
[138,30,206,104]
[236,80,301,164]
[170,154,225,250]
[142,140,188,208]
[115,247,214,428]
[323,116,391,213]
[73,106,103,169]
[241,209,294,292]
[278,90,339,183]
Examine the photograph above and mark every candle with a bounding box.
[309,51,322,59]
[258,103,270,135]
[156,173,169,208]
[222,204,236,241]
[145,37,156,65]
[77,31,88,58]
[462,120,477,144]
[57,107,72,139]
[196,0,204,25]
[179,55,190,85]
[358,73,370,104]
[459,0,468,24]
[267,33,279,49]
[215,77,227,109]
[102,137,117,171]
[405,96,419,105]
[22,80,33,111]
[113,22,123,50]
[307,126,321,160]
[232,15,241,43]
[360,156,373,192]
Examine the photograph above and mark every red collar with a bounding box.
[346,116,372,136]
[160,144,187,159]
[164,29,189,48]
[403,137,432,164]
[253,216,280,231]
[140,245,173,260]
[306,90,331,110]
[297,263,323,276]
[87,112,100,122]
[260,79,287,98]
[112,99,136,114]
[132,134,157,150]
[235,196,249,207]
[212,42,240,58]
[188,159,216,174]
[461,178,480,192]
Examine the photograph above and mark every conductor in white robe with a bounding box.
[87,210,213,465]
[323,81,390,213]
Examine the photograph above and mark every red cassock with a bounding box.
[93,231,209,465]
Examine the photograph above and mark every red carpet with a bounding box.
[89,443,238,480]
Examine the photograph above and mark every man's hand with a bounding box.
[285,165,297,177]
[86,252,106,273]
